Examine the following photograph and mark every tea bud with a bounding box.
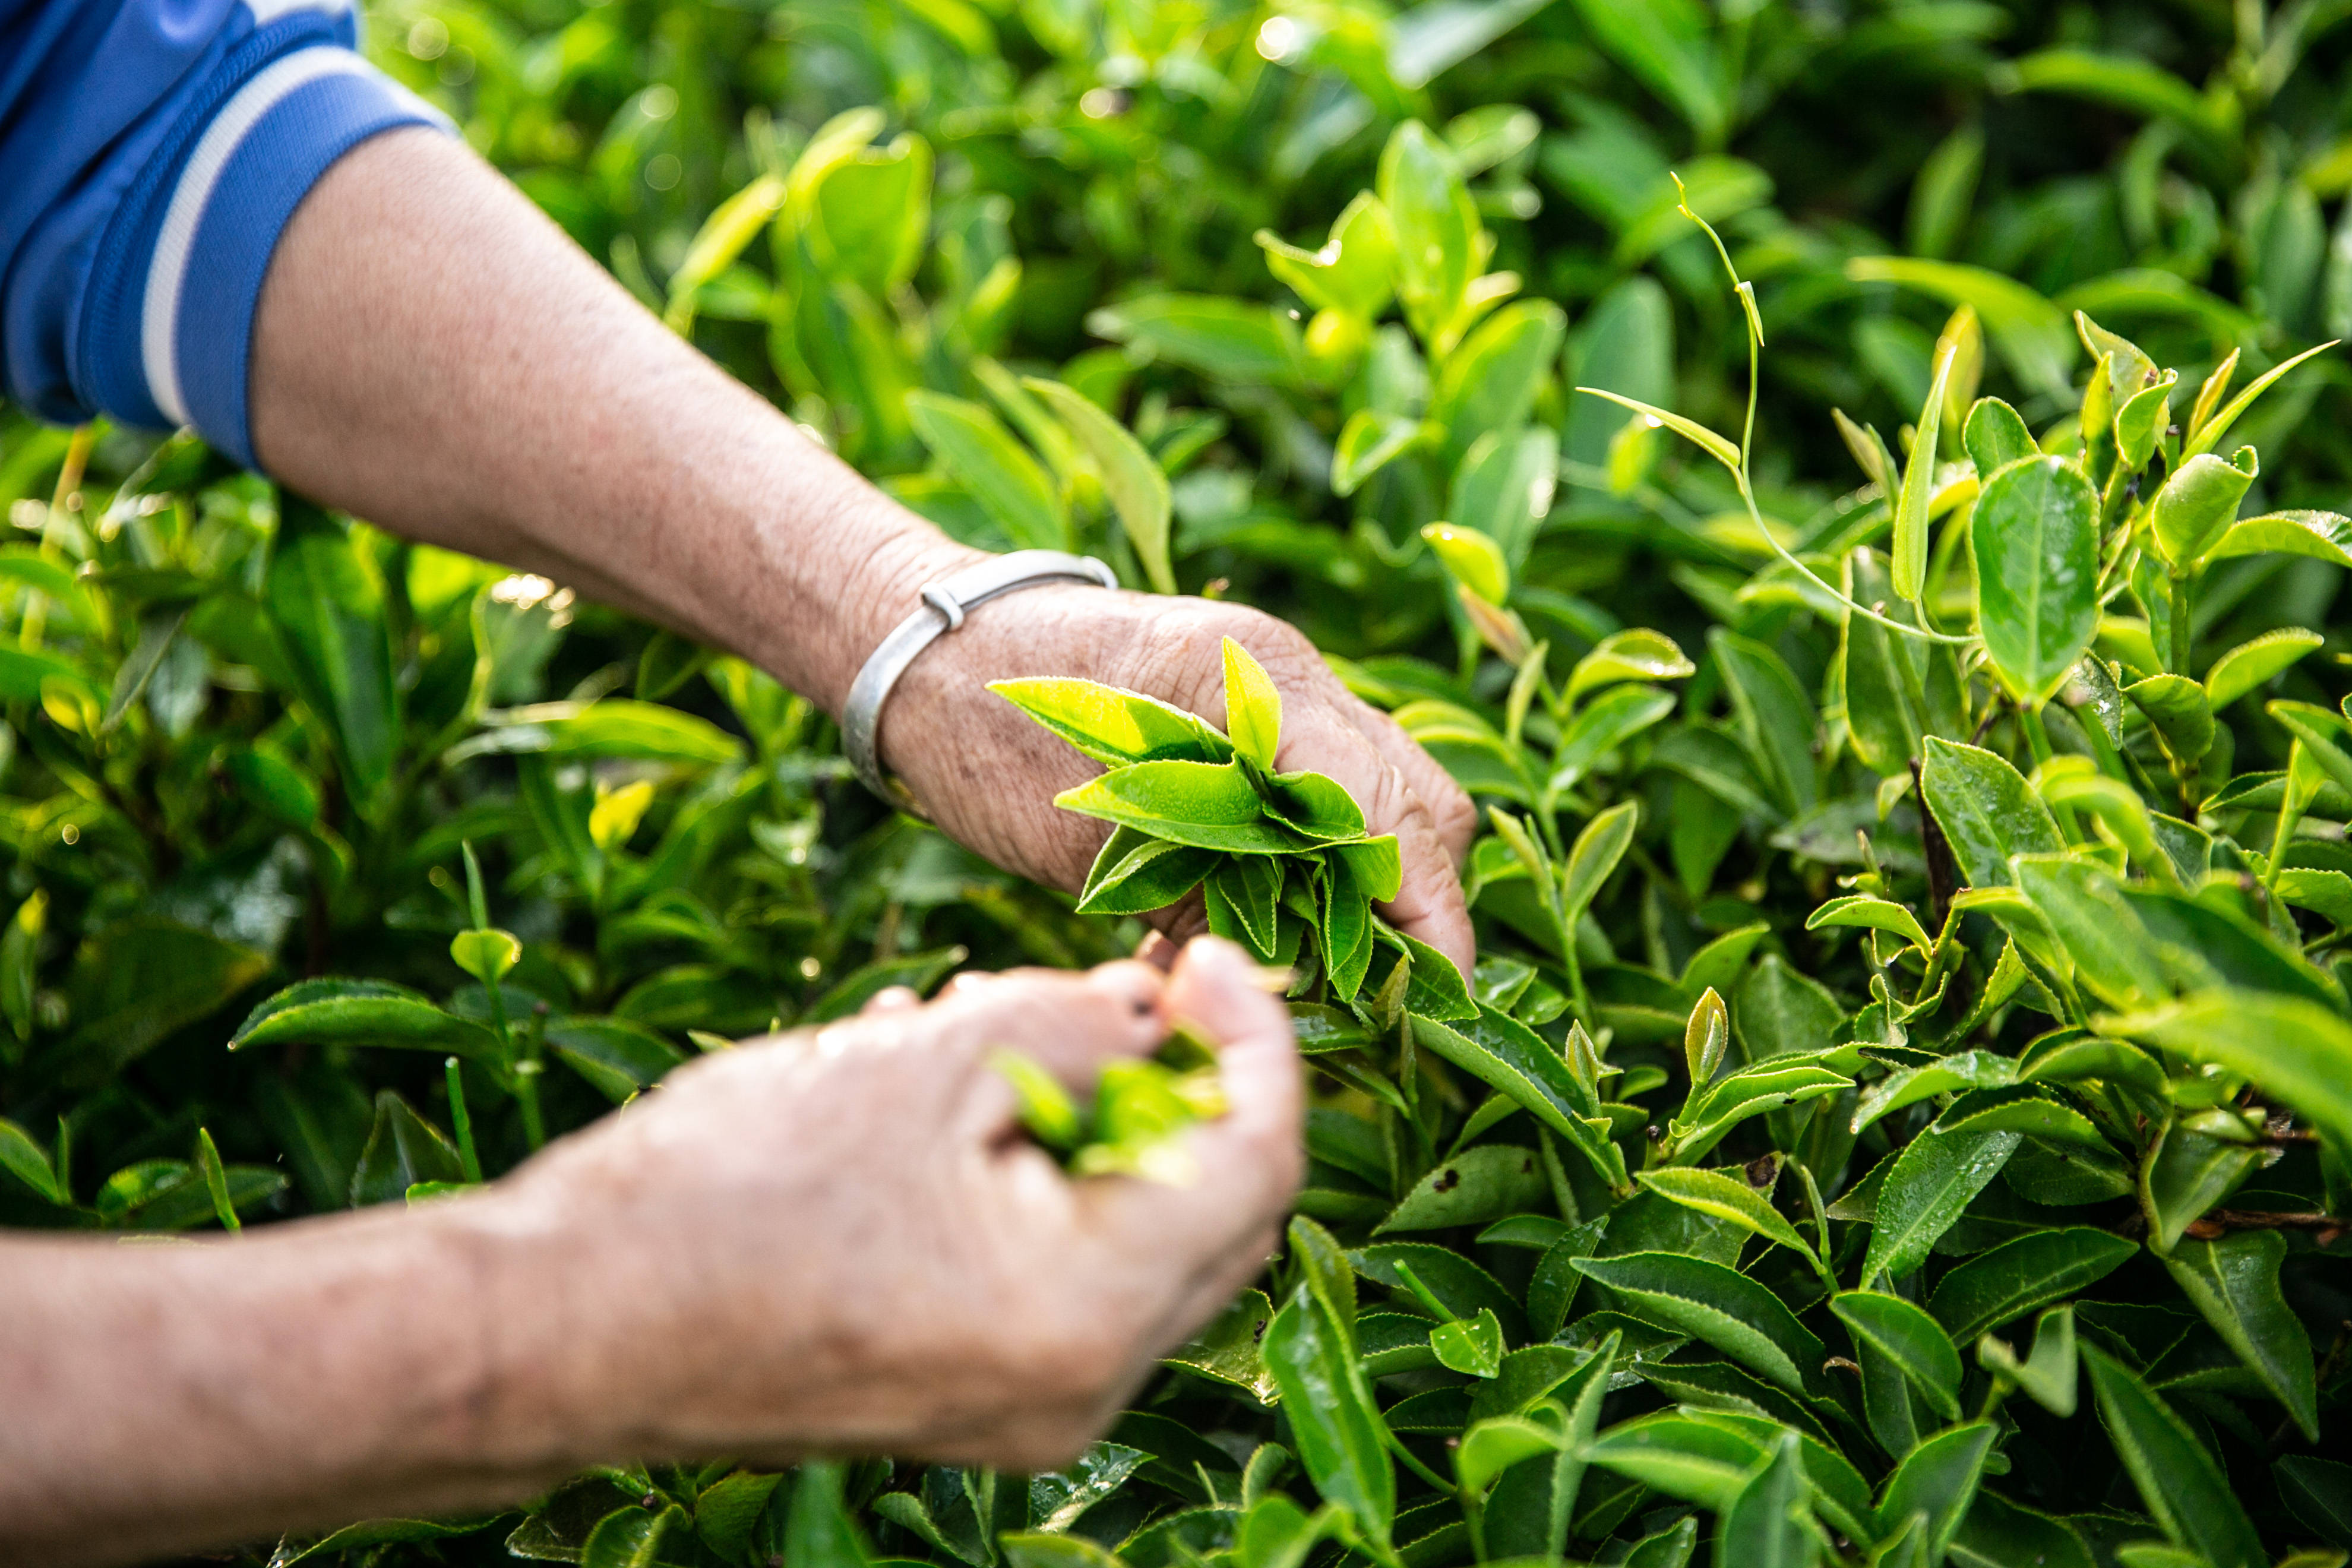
[1421,523,1509,605]
[1685,985,1728,1089]
[2151,445,2257,565]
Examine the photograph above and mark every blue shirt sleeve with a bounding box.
[0,0,450,470]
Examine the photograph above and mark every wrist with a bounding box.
[767,514,987,719]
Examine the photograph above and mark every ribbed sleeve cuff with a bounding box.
[116,49,450,470]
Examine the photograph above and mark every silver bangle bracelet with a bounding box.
[841,549,1118,812]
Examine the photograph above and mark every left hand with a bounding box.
[872,563,1480,977]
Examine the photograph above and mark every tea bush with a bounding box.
[6,0,2352,1561]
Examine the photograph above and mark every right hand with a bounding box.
[492,937,1301,1471]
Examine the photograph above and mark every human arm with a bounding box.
[0,940,1301,1566]
[242,128,1479,969]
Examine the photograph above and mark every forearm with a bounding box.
[247,127,979,714]
[0,1202,596,1566]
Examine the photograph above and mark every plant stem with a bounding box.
[2167,570,2194,676]
[446,1055,484,1183]
[1386,1430,1453,1494]
[23,425,93,653]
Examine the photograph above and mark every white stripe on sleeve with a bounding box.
[139,46,372,425]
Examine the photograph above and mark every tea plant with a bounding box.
[12,0,2352,1556]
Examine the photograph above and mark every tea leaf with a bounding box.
[1929,1227,2139,1342]
[1921,736,2064,888]
[1874,1421,1994,1560]
[1861,1126,2022,1284]
[906,390,1068,549]
[1262,1286,1397,1537]
[1636,1165,1815,1262]
[2161,1231,2319,1441]
[1714,1433,1818,1568]
[2083,1346,2266,1568]
[1970,456,2100,703]
[1570,1251,1826,1393]
[1025,377,1175,593]
[1831,1291,1962,1420]
[1894,329,1962,600]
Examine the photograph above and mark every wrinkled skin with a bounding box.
[504,939,1304,1470]
[0,941,1298,1565]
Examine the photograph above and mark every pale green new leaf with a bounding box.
[1573,388,1741,471]
[1023,377,1175,594]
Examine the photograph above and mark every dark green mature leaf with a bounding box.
[1481,1333,1617,1560]
[232,978,505,1063]
[1714,1433,1820,1568]
[583,1502,688,1568]
[1930,1227,2139,1342]
[1876,1422,1995,1560]
[1352,1242,1524,1336]
[2141,1118,2261,1251]
[1951,1492,2098,1568]
[1569,1252,1825,1393]
[1969,456,2099,703]
[1978,1305,2079,1415]
[2083,1346,2265,1568]
[1840,549,1965,779]
[546,1017,685,1102]
[1526,1218,1607,1338]
[1832,1292,1962,1420]
[1261,1287,1394,1537]
[1582,1414,1766,1507]
[1711,630,1819,817]
[1411,1009,1625,1188]
[349,1090,463,1207]
[56,918,270,1085]
[2160,1231,2318,1440]
[2277,1456,2352,1548]
[1636,1165,1813,1258]
[1921,736,2063,888]
[1862,1126,2022,1284]
[1379,1145,1545,1232]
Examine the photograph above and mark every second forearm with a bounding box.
[248,128,979,715]
[0,1204,593,1566]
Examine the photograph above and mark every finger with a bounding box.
[938,970,1171,1139]
[1131,930,1181,973]
[1079,938,1303,1259]
[1083,959,1166,1018]
[1341,694,1478,868]
[862,985,921,1014]
[1139,888,1209,950]
[1278,707,1477,979]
